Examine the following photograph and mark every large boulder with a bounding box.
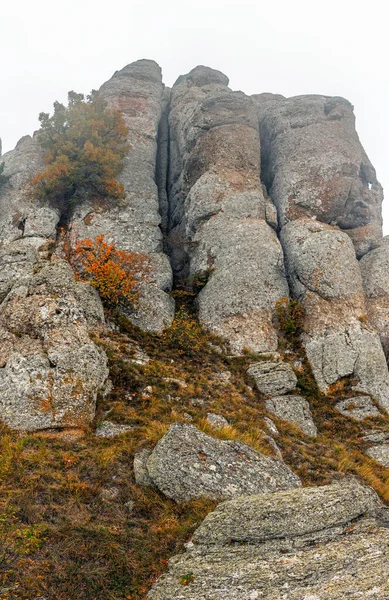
[167,66,290,353]
[0,259,108,431]
[67,59,174,333]
[256,93,383,258]
[148,481,389,600]
[281,218,389,410]
[138,422,301,502]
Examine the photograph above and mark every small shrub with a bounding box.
[160,308,209,357]
[275,297,305,338]
[65,233,150,310]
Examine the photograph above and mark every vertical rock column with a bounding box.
[256,94,389,409]
[0,135,59,301]
[360,239,389,359]
[168,67,289,354]
[0,139,108,431]
[68,59,174,332]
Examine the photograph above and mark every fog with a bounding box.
[2,0,388,230]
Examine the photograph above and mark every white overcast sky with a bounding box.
[2,0,388,232]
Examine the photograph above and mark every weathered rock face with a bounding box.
[148,481,389,600]
[0,260,108,431]
[247,360,297,396]
[360,244,389,357]
[67,59,174,333]
[0,135,60,300]
[138,423,301,502]
[265,395,317,436]
[256,93,383,258]
[281,218,389,409]
[335,396,381,421]
[0,135,59,245]
[167,66,289,353]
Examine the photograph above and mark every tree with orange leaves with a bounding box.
[66,234,150,310]
[31,90,129,221]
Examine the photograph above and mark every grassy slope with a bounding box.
[1,297,389,600]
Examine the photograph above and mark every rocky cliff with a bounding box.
[1,59,389,599]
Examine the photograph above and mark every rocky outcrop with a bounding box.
[0,260,108,431]
[149,480,389,600]
[167,66,289,353]
[255,93,383,258]
[136,423,301,502]
[360,242,389,358]
[67,60,174,333]
[281,218,389,408]
[0,135,59,301]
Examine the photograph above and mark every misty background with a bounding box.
[2,0,388,232]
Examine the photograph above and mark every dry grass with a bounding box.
[1,298,389,598]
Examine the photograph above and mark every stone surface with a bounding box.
[263,417,279,435]
[247,361,297,396]
[265,395,317,436]
[133,449,154,486]
[0,135,59,245]
[144,423,301,502]
[335,396,381,421]
[167,66,289,353]
[360,245,389,356]
[95,420,133,438]
[67,60,174,332]
[205,413,228,429]
[256,93,383,257]
[148,481,388,600]
[281,218,389,409]
[366,445,389,467]
[0,260,108,431]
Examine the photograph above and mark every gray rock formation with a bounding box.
[167,66,289,353]
[360,244,389,357]
[140,423,301,502]
[265,395,317,436]
[67,59,174,333]
[335,396,381,421]
[256,93,383,257]
[148,481,389,600]
[281,218,389,408]
[0,135,60,301]
[0,260,108,431]
[247,360,297,396]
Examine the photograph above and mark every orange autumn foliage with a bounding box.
[31,91,129,220]
[65,234,150,310]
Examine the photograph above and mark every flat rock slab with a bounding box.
[265,395,317,437]
[366,445,389,467]
[144,423,301,502]
[247,361,297,396]
[95,421,133,438]
[335,396,381,421]
[148,481,388,600]
[192,482,378,547]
